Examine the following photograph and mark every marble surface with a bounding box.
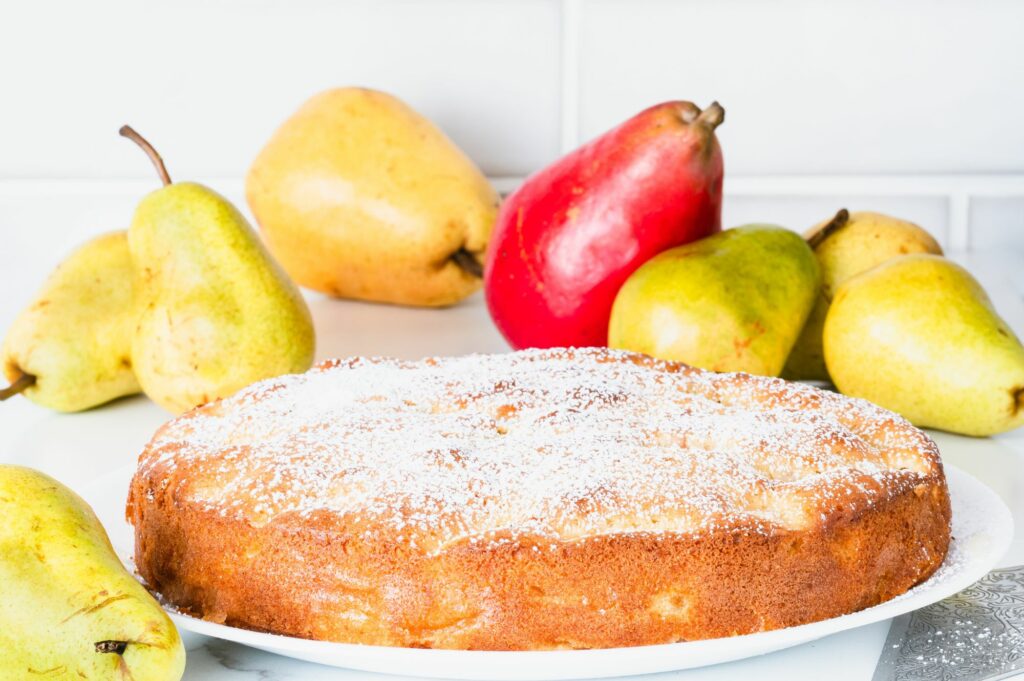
[1,254,1023,680]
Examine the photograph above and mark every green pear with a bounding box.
[121,126,315,414]
[824,254,1024,436]
[609,225,819,376]
[2,231,140,411]
[0,465,184,680]
[784,209,943,380]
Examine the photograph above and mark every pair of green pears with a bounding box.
[609,211,1024,437]
[2,128,314,414]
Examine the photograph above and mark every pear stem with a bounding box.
[0,371,35,401]
[451,248,483,278]
[696,101,725,130]
[808,208,850,249]
[119,126,172,186]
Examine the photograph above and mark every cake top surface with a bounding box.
[134,348,943,550]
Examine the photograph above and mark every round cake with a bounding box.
[127,348,951,650]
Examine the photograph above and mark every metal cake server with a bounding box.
[872,564,1024,681]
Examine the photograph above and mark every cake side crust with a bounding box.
[128,466,950,649]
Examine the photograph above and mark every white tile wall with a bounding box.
[721,175,1024,253]
[0,0,562,179]
[577,0,1024,176]
[0,0,1021,296]
[970,198,1024,251]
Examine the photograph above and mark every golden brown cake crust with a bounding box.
[127,348,951,650]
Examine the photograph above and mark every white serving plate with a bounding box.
[85,464,1012,680]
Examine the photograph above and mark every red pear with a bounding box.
[484,101,725,349]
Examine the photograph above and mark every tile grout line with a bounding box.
[559,0,582,153]
[4,176,1024,199]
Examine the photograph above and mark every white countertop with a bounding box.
[2,254,1023,681]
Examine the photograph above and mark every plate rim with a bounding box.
[84,463,1014,680]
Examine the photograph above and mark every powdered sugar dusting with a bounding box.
[134,348,943,549]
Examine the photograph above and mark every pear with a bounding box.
[608,225,819,376]
[0,465,184,680]
[121,126,315,414]
[784,209,943,380]
[246,87,500,307]
[1,231,140,411]
[824,254,1024,436]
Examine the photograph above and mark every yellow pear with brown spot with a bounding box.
[0,465,184,680]
[246,87,499,307]
[1,231,139,411]
[825,254,1024,436]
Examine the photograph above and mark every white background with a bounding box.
[2,0,1024,180]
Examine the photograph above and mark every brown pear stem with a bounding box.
[119,126,172,186]
[0,371,35,401]
[808,208,850,249]
[451,248,483,278]
[95,640,128,655]
[696,101,725,130]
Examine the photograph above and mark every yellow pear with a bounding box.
[824,254,1024,436]
[784,209,943,380]
[2,231,140,411]
[121,126,315,414]
[246,87,500,307]
[0,465,184,680]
